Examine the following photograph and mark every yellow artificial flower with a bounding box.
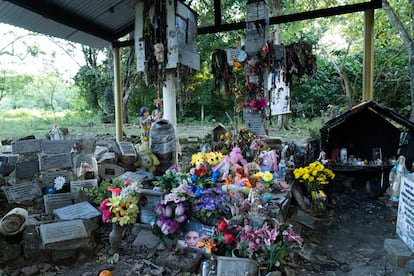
[262,171,273,183]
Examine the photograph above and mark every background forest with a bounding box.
[0,0,412,140]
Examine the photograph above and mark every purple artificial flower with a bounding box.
[165,205,173,218]
[175,203,186,216]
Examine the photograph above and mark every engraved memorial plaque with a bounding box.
[243,108,265,135]
[41,140,74,154]
[98,163,125,180]
[40,171,71,186]
[15,159,39,179]
[39,153,72,170]
[70,179,98,192]
[117,141,136,157]
[43,193,74,214]
[12,139,41,154]
[39,219,88,245]
[53,201,100,220]
[117,170,153,183]
[2,180,42,203]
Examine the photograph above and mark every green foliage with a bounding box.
[79,178,124,205]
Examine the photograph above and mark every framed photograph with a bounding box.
[177,221,215,251]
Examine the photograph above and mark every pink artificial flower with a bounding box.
[282,226,303,245]
[163,193,186,204]
[99,198,110,211]
[124,180,132,185]
[101,209,112,222]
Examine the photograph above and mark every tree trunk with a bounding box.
[382,0,414,122]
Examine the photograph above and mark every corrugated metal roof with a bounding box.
[0,0,136,48]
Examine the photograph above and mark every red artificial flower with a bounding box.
[223,231,235,244]
[217,219,228,233]
[107,186,121,197]
[124,180,131,185]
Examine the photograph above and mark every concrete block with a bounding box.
[384,238,414,266]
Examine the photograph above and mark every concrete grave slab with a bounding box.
[12,139,41,154]
[2,180,42,203]
[43,193,74,215]
[117,170,154,183]
[39,219,89,247]
[70,179,98,192]
[41,140,75,154]
[39,153,72,170]
[117,141,137,157]
[132,224,161,249]
[15,159,40,179]
[40,170,71,186]
[98,163,125,180]
[53,201,100,220]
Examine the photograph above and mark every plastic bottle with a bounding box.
[278,159,286,181]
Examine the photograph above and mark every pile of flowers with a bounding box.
[192,186,232,226]
[98,180,140,226]
[293,161,335,195]
[241,98,268,111]
[153,182,195,240]
[198,218,303,270]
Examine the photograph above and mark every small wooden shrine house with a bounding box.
[320,101,414,167]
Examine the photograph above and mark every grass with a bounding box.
[0,108,325,143]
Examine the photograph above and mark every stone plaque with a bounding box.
[15,159,39,179]
[140,189,164,212]
[243,108,266,135]
[70,179,98,193]
[117,141,136,157]
[43,193,74,214]
[39,153,72,170]
[139,189,164,225]
[53,201,100,220]
[39,219,88,245]
[12,139,41,154]
[2,180,42,203]
[40,170,71,186]
[98,163,125,180]
[41,140,74,154]
[397,176,414,252]
[117,170,153,183]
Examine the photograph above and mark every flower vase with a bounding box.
[109,223,122,253]
[311,190,327,213]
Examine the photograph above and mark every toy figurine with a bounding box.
[139,106,161,146]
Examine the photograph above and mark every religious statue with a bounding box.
[387,155,409,204]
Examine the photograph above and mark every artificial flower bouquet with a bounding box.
[98,180,141,226]
[241,98,268,112]
[152,181,196,241]
[293,161,335,195]
[197,218,303,270]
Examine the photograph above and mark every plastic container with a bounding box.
[216,256,259,276]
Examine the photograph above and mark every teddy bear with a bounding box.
[229,146,247,168]
[134,144,160,174]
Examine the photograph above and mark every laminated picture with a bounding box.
[177,221,214,250]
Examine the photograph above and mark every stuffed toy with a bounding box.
[229,146,247,168]
[134,144,160,173]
